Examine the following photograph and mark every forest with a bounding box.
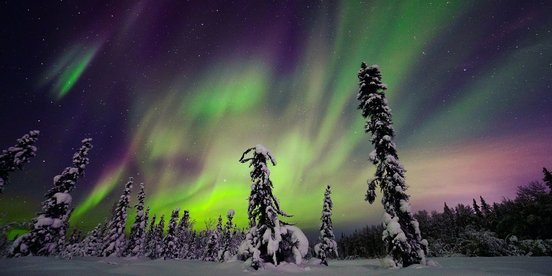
[338,170,552,258]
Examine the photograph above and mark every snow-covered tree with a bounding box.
[356,63,428,268]
[216,215,223,234]
[68,229,82,245]
[177,210,191,259]
[314,185,338,265]
[145,214,157,258]
[150,215,165,259]
[163,208,180,260]
[61,228,83,259]
[237,145,308,269]
[80,223,103,257]
[219,209,236,261]
[101,177,133,257]
[9,138,93,257]
[203,215,223,261]
[125,182,148,257]
[203,230,219,262]
[0,130,39,193]
[187,231,199,260]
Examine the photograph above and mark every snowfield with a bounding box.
[0,257,551,275]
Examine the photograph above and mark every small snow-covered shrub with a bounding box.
[455,229,512,256]
[509,238,552,256]
[427,238,454,257]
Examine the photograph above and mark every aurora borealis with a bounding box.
[0,0,551,235]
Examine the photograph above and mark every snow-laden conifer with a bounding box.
[0,130,39,193]
[145,214,157,258]
[80,223,103,256]
[101,177,133,257]
[61,228,82,259]
[203,215,223,261]
[68,229,82,245]
[177,210,191,259]
[187,231,199,260]
[150,215,165,259]
[356,63,428,268]
[163,208,180,259]
[9,138,92,257]
[125,182,148,257]
[203,231,219,261]
[238,145,308,269]
[218,209,236,261]
[314,185,338,265]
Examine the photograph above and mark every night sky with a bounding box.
[1,0,551,234]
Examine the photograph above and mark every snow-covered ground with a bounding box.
[0,256,550,275]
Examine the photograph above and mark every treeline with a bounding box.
[1,176,245,260]
[338,168,552,258]
[0,132,245,261]
[59,207,245,261]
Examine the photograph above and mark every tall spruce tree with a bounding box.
[314,185,338,265]
[473,199,483,218]
[238,145,291,269]
[356,63,427,267]
[0,130,40,193]
[479,196,492,229]
[125,182,148,257]
[101,177,133,257]
[9,138,92,257]
[163,208,180,260]
[480,196,491,217]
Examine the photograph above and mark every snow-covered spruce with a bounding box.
[314,185,338,265]
[61,228,82,259]
[144,214,157,258]
[186,231,199,260]
[9,138,92,257]
[237,145,308,269]
[163,208,180,260]
[218,209,237,261]
[101,177,133,257]
[151,215,165,259]
[356,63,428,268]
[125,182,148,257]
[176,210,191,259]
[203,215,223,261]
[0,130,40,193]
[79,223,103,257]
